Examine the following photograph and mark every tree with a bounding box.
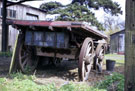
[103,15,124,42]
[40,2,63,12]
[40,0,122,31]
[72,0,122,16]
[103,15,124,32]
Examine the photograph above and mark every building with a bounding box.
[110,30,125,54]
[0,1,46,51]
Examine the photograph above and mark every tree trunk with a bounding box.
[125,0,135,91]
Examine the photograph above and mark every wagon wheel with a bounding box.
[94,43,105,73]
[78,38,94,81]
[18,42,39,73]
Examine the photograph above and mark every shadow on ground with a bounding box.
[36,60,78,81]
[0,57,79,81]
[0,57,11,78]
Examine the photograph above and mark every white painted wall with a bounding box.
[6,4,46,20]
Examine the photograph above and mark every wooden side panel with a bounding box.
[25,31,69,49]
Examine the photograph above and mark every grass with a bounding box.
[0,72,106,91]
[104,54,124,66]
[0,78,57,91]
[0,72,124,91]
[0,73,57,91]
[0,52,12,57]
[96,73,124,91]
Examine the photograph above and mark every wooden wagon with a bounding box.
[8,20,107,81]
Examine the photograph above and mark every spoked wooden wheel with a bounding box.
[79,38,94,81]
[95,43,105,73]
[18,42,39,73]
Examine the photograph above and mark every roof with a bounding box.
[110,29,125,36]
[8,20,108,39]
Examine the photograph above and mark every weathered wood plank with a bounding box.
[125,0,135,91]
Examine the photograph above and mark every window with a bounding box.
[8,9,16,18]
[13,10,16,18]
[0,8,16,18]
[118,34,125,52]
[26,13,38,20]
[9,9,12,17]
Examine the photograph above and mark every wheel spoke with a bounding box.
[85,64,88,72]
[86,46,92,56]
[99,49,104,55]
[21,54,29,60]
[84,64,86,77]
[22,57,29,67]
[21,49,25,53]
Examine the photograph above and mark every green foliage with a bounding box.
[97,73,124,91]
[40,2,105,31]
[72,0,122,16]
[40,0,122,31]
[0,52,12,57]
[40,1,63,12]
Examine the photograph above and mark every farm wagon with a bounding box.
[8,20,107,81]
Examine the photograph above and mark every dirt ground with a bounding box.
[0,57,124,87]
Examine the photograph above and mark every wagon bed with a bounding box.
[8,20,107,40]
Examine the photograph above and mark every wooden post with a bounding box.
[125,0,135,91]
[2,0,8,52]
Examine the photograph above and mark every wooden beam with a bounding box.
[2,0,8,52]
[125,0,135,91]
[7,0,42,7]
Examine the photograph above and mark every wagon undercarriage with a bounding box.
[8,20,107,81]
